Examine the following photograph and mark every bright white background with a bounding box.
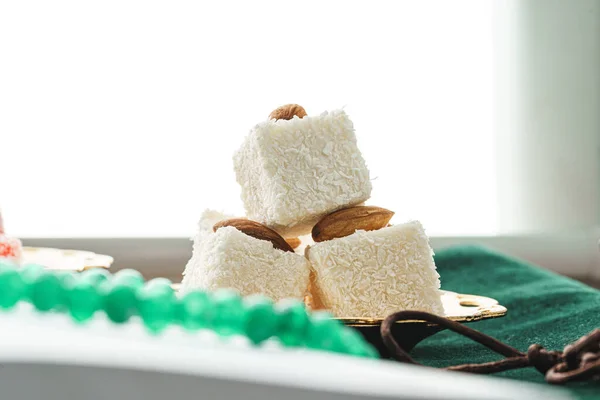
[0,0,496,238]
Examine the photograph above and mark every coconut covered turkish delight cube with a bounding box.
[181,210,310,301]
[233,109,372,238]
[306,221,444,318]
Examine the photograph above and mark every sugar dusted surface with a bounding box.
[307,221,444,318]
[233,109,372,238]
[181,210,310,301]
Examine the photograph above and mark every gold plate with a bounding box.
[338,291,507,357]
[339,290,507,327]
[21,247,114,272]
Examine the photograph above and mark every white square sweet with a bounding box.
[233,109,372,238]
[306,221,444,318]
[181,210,310,301]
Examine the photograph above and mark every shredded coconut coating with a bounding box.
[233,109,372,238]
[181,210,310,301]
[307,221,444,318]
[0,235,23,265]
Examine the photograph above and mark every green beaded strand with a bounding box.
[0,262,379,359]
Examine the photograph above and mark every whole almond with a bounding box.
[269,104,307,121]
[311,206,394,242]
[285,237,302,249]
[213,218,294,252]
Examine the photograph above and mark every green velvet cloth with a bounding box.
[411,246,599,399]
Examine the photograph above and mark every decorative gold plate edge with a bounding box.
[340,291,507,327]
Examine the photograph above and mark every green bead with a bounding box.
[172,298,184,325]
[55,271,78,310]
[113,269,144,288]
[0,268,25,309]
[137,278,175,333]
[29,272,63,312]
[55,271,77,287]
[69,280,102,322]
[80,268,111,286]
[244,295,278,345]
[211,289,245,336]
[306,311,344,352]
[275,299,310,347]
[19,264,45,299]
[145,277,172,289]
[102,282,138,323]
[19,263,45,283]
[363,344,380,359]
[338,326,379,358]
[179,290,212,331]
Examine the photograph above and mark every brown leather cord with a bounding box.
[381,310,600,385]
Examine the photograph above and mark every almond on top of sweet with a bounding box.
[311,206,394,243]
[213,218,294,253]
[269,104,307,121]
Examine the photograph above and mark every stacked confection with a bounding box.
[182,104,444,319]
[0,209,23,265]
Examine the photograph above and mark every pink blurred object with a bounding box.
[0,235,23,264]
[0,209,23,264]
